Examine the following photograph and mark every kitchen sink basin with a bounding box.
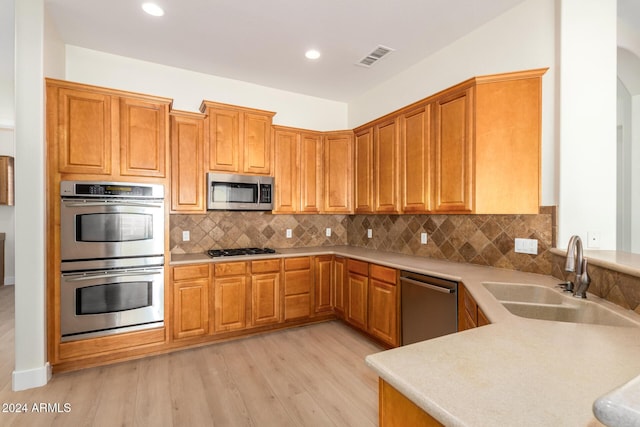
[482,282,564,304]
[482,282,640,328]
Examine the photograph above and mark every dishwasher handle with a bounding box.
[400,276,456,294]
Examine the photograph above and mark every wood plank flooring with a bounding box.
[0,285,383,426]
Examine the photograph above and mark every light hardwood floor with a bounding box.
[0,285,383,426]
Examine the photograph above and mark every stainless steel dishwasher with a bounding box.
[400,271,458,345]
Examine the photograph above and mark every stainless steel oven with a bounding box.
[59,181,165,341]
[60,259,164,341]
[60,181,164,261]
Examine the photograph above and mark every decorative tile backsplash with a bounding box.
[170,207,556,275]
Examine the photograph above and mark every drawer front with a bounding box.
[370,264,396,284]
[215,262,247,277]
[348,258,369,276]
[284,257,311,271]
[252,259,281,274]
[284,270,311,295]
[284,294,311,320]
[172,264,209,281]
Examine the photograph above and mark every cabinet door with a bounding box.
[55,86,113,175]
[243,112,272,174]
[333,256,347,317]
[402,105,432,213]
[170,112,205,212]
[299,132,323,213]
[252,272,281,326]
[323,132,353,213]
[314,255,333,314]
[119,97,168,178]
[273,128,299,213]
[434,88,473,212]
[368,279,398,346]
[347,272,368,330]
[205,107,241,173]
[374,119,400,213]
[214,276,247,332]
[354,127,374,213]
[173,278,209,339]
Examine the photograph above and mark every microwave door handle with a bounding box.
[65,270,162,281]
[62,201,163,209]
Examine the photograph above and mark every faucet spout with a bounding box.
[563,235,590,298]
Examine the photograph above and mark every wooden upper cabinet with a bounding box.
[51,84,113,175]
[119,97,169,178]
[200,101,275,175]
[323,131,354,213]
[47,78,171,180]
[170,111,205,213]
[434,87,473,213]
[401,104,433,213]
[374,118,400,213]
[354,127,374,213]
[272,126,323,214]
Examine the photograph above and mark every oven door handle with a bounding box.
[62,201,163,209]
[65,270,162,281]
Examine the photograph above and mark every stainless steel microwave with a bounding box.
[207,172,274,211]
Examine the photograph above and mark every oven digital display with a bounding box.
[74,183,153,196]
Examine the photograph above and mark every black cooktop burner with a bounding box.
[207,247,277,258]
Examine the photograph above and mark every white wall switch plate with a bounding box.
[587,231,600,248]
[367,229,373,239]
[286,229,292,239]
[420,232,428,244]
[514,238,538,254]
[182,231,190,242]
[326,228,332,237]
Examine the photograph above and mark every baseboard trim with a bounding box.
[12,362,52,391]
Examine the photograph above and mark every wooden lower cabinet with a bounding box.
[314,255,333,314]
[368,264,399,347]
[172,264,210,340]
[332,256,347,317]
[379,379,443,427]
[283,257,313,320]
[458,283,490,331]
[346,259,369,330]
[214,262,248,332]
[251,259,281,326]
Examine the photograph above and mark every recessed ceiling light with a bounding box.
[142,2,164,17]
[305,49,321,60]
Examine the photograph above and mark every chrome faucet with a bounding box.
[562,235,591,298]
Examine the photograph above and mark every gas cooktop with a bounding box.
[207,247,277,258]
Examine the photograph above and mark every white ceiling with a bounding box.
[44,0,530,102]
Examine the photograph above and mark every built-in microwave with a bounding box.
[207,172,273,211]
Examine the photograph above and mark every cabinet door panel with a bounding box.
[347,273,368,330]
[435,90,473,212]
[368,279,398,346]
[314,256,332,313]
[354,128,374,213]
[207,108,240,172]
[120,97,168,177]
[214,276,247,332]
[244,113,271,174]
[170,113,205,212]
[252,273,280,326]
[402,105,432,213]
[57,87,112,175]
[173,279,209,339]
[273,129,299,213]
[374,119,399,213]
[323,132,353,213]
[299,133,323,213]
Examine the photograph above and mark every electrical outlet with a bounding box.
[326,228,332,237]
[587,231,600,248]
[514,238,538,255]
[420,232,428,244]
[286,229,292,239]
[182,231,190,242]
[367,229,373,239]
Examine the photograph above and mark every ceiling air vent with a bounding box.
[357,45,394,67]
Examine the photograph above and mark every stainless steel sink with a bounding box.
[482,282,640,328]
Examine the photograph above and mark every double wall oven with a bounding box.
[59,181,165,342]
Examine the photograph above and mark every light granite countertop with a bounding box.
[171,246,640,426]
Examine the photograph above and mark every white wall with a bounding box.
[347,0,557,207]
[64,46,348,131]
[558,0,617,249]
[632,94,640,253]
